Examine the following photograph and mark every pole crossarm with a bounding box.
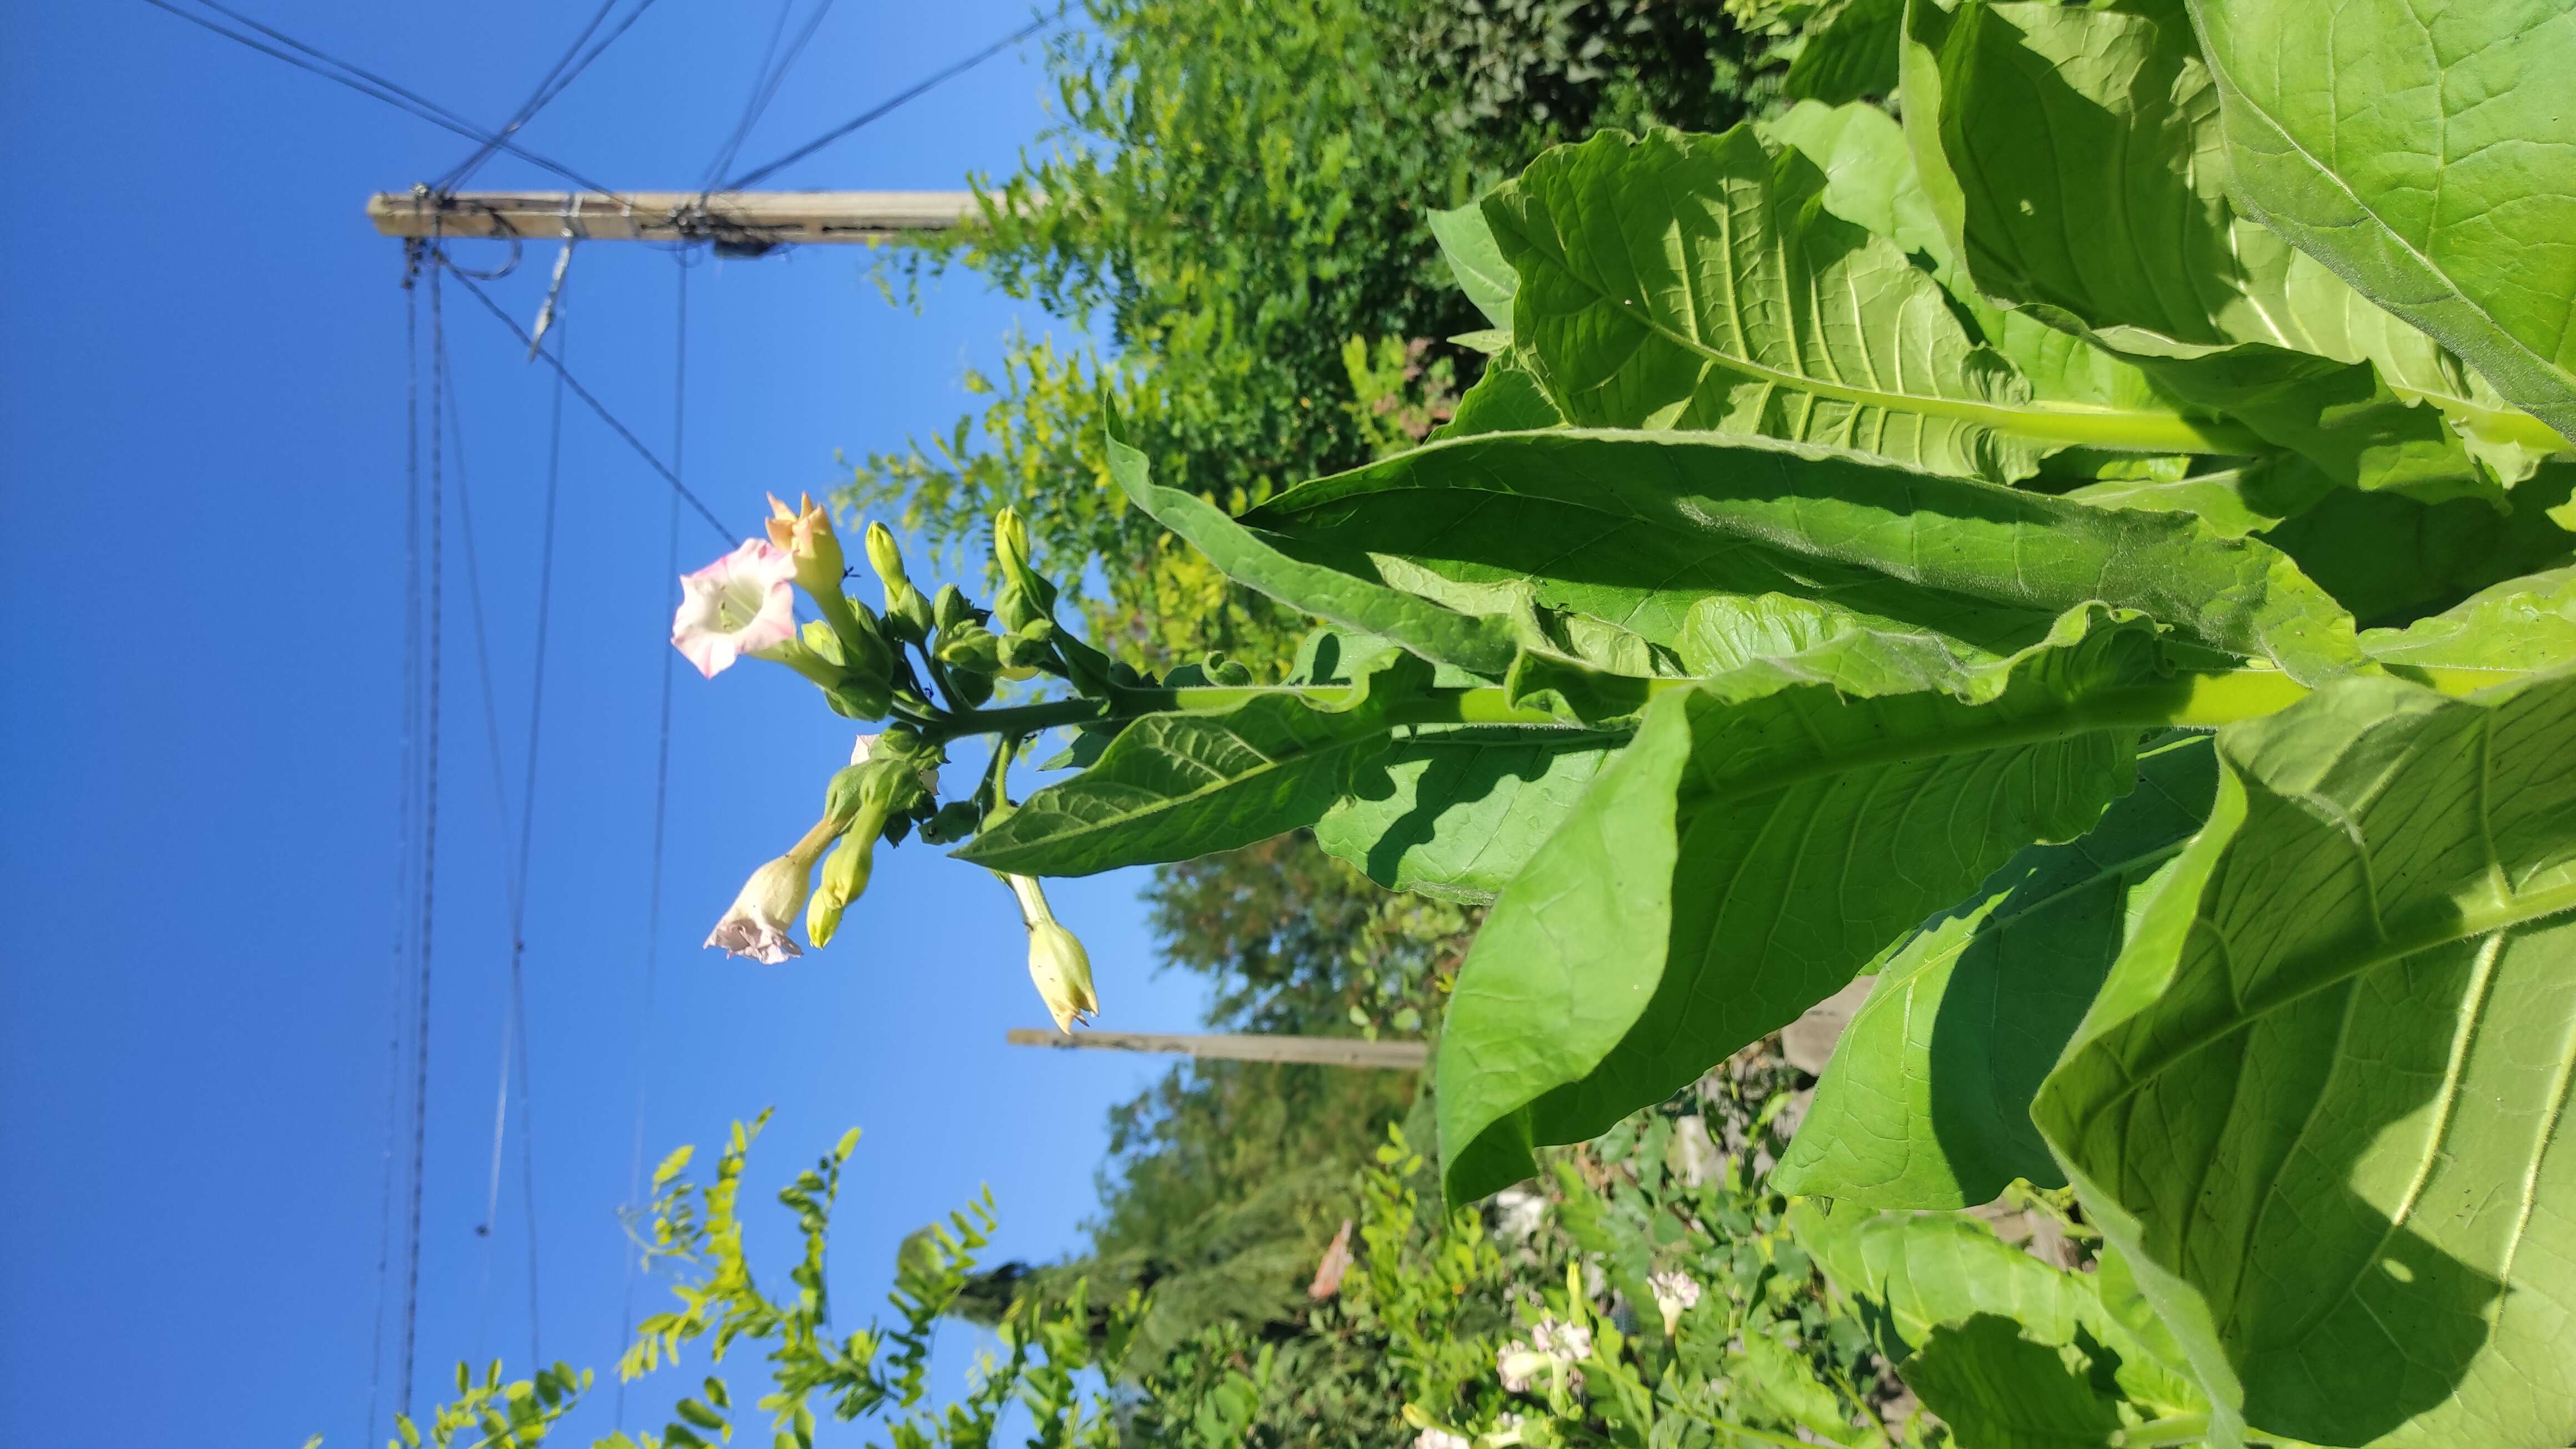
[367,190,980,245]
[1005,1028,1430,1071]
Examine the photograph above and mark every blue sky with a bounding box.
[0,4,1213,1444]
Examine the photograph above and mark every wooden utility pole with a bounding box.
[367,189,979,247]
[1006,1028,1428,1071]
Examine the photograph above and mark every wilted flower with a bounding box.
[1308,1218,1355,1299]
[1530,1315,1593,1362]
[672,539,797,679]
[1413,1430,1470,1449]
[1495,1341,1546,1394]
[1009,873,1098,1032]
[704,853,814,964]
[1648,1270,1702,1337]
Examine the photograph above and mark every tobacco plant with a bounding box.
[677,1,2576,1444]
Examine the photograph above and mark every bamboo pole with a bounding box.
[1005,1028,1428,1070]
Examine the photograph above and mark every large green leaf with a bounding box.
[1899,0,2295,358]
[2359,566,2576,679]
[1785,0,1903,104]
[1427,203,1516,335]
[1248,426,2362,681]
[1310,726,1622,903]
[1898,1315,2128,1449]
[2256,467,2576,628]
[1482,128,2243,480]
[955,656,1428,876]
[1773,732,2216,1208]
[2034,669,2576,1449]
[2187,0,2576,444]
[1101,402,1520,677]
[1788,1202,2204,1413]
[1897,0,2502,499]
[1437,607,2192,1201]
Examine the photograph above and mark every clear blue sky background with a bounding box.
[0,5,1214,1444]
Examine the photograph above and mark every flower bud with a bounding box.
[865,522,934,644]
[764,492,847,601]
[992,507,1057,614]
[933,583,973,633]
[935,623,1002,675]
[806,828,877,947]
[1007,873,1098,1032]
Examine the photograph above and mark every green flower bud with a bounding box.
[997,632,1053,673]
[993,581,1040,635]
[933,583,973,633]
[806,827,877,947]
[935,623,1002,675]
[866,522,933,645]
[992,507,1057,614]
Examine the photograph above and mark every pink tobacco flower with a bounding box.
[704,854,813,965]
[1649,1270,1702,1337]
[671,539,798,679]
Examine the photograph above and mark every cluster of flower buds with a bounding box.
[675,496,1106,1029]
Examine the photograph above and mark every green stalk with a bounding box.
[2112,1414,2211,1447]
[928,664,2508,746]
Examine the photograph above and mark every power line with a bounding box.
[700,0,836,197]
[716,9,1058,193]
[440,324,549,1374]
[398,249,453,1425]
[433,253,736,544]
[438,0,621,192]
[142,0,617,194]
[615,256,688,1435]
[368,243,430,1449]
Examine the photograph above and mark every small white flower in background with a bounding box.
[671,539,798,680]
[1414,1430,1470,1449]
[1530,1315,1593,1362]
[703,854,813,964]
[1495,1341,1545,1393]
[1648,1270,1703,1337]
[852,732,939,794]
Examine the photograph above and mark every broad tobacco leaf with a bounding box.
[1249,426,2361,682]
[1898,0,2516,501]
[1310,725,1623,904]
[2359,566,2576,680]
[2034,669,2576,1448]
[1100,400,1520,677]
[1483,125,2208,479]
[2188,0,2576,445]
[1773,732,2216,1208]
[956,653,1431,876]
[1437,606,2177,1201]
[1788,1202,2205,1415]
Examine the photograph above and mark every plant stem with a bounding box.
[2114,1414,2211,1447]
[923,662,2508,746]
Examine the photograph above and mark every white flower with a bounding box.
[671,539,798,680]
[1649,1270,1702,1337]
[1495,1341,1546,1393]
[1530,1315,1593,1362]
[1415,1431,1470,1449]
[703,854,813,964]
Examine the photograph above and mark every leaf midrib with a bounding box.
[1548,260,2261,454]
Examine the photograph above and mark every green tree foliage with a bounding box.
[843,0,1788,672]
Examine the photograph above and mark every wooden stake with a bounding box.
[366,190,979,245]
[1005,1028,1428,1071]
